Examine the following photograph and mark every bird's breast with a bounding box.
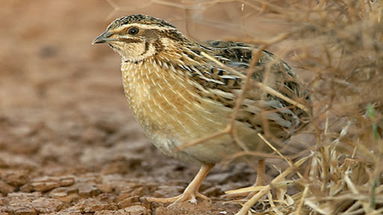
[120,61,230,143]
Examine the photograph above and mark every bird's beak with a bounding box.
[92,31,113,45]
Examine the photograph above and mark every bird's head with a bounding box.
[93,14,188,63]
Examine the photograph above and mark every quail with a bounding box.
[93,14,310,204]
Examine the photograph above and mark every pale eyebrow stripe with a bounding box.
[111,23,174,33]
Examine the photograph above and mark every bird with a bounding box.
[93,14,311,205]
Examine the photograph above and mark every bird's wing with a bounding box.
[202,40,311,138]
[174,40,310,139]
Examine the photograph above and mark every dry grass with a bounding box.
[227,1,383,214]
[108,0,383,214]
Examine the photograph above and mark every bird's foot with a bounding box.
[145,191,210,205]
[145,164,213,206]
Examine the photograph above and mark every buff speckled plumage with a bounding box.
[93,14,311,204]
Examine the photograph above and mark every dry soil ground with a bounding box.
[0,1,286,214]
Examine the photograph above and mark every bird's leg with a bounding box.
[243,159,266,199]
[146,164,214,204]
[225,159,266,198]
[254,159,265,187]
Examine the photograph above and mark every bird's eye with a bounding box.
[127,27,139,35]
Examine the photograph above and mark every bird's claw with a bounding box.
[145,191,210,206]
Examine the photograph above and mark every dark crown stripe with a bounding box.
[108,14,176,30]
